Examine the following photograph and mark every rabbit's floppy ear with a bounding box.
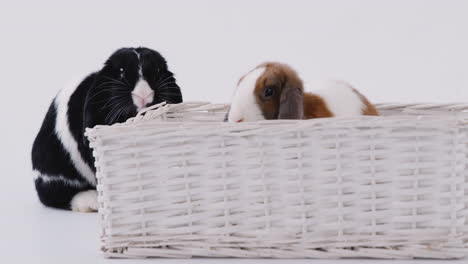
[278,79,304,119]
[81,73,107,170]
[82,73,99,142]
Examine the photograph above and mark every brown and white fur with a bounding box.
[227,62,378,122]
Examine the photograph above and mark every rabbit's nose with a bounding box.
[236,118,244,123]
[132,79,155,110]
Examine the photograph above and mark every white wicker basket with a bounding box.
[85,102,468,259]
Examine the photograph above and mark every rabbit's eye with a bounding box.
[119,68,124,79]
[264,86,275,98]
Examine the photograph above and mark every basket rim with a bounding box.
[84,101,468,141]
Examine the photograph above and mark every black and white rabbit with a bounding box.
[32,47,183,212]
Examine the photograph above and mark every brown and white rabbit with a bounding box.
[227,62,378,122]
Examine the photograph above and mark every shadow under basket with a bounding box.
[85,102,468,259]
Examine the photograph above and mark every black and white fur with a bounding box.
[32,47,183,212]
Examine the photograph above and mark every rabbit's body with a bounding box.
[32,47,183,211]
[303,80,378,118]
[32,74,98,211]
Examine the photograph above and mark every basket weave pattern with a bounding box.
[86,102,468,259]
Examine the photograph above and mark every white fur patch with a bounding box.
[133,49,143,76]
[70,190,98,212]
[34,170,88,187]
[133,49,140,60]
[131,50,153,111]
[310,80,364,117]
[55,81,97,186]
[228,67,266,122]
[132,79,154,111]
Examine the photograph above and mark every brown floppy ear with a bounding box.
[278,83,304,119]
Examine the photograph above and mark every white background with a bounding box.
[1,0,467,263]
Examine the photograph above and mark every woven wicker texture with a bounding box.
[86,102,468,259]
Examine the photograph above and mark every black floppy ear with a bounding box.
[278,84,304,119]
[77,73,99,171]
[159,70,183,104]
[82,93,96,166]
[83,97,96,131]
[82,73,99,144]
